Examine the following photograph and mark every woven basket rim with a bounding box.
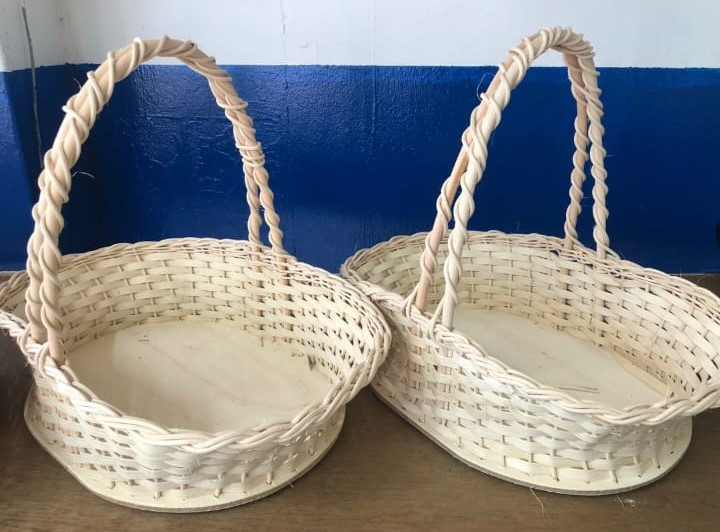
[1,237,391,451]
[341,230,720,426]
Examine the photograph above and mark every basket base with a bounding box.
[372,386,691,495]
[25,388,345,512]
[453,309,670,408]
[67,322,336,433]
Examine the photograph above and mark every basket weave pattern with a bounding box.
[0,37,389,509]
[342,27,720,493]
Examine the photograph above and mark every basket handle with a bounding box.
[412,27,610,325]
[24,37,284,363]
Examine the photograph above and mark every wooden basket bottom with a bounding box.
[25,388,344,512]
[371,381,691,495]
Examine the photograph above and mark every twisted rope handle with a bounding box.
[25,37,285,364]
[410,27,610,323]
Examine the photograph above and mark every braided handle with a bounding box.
[25,37,284,364]
[412,27,610,323]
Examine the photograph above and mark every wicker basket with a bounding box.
[342,27,720,495]
[0,37,390,512]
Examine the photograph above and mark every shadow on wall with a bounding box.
[2,64,720,273]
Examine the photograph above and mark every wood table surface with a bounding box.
[2,276,720,531]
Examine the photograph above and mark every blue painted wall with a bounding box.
[2,65,719,273]
[0,72,34,271]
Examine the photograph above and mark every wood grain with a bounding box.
[2,275,720,531]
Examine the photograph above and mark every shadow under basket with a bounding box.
[1,240,387,511]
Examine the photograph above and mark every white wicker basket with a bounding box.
[342,27,720,494]
[0,37,390,512]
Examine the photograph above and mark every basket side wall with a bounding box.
[348,233,720,398]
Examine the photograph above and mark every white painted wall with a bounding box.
[2,0,720,71]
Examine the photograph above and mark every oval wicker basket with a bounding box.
[342,27,720,494]
[0,37,390,512]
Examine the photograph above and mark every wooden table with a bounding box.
[2,277,720,531]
